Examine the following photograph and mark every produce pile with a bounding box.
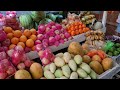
[79,11,96,25]
[43,53,97,79]
[0,11,116,79]
[3,27,37,53]
[85,30,105,49]
[103,41,120,56]
[66,22,90,36]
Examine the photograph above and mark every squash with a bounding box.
[14,70,32,79]
[68,42,84,56]
[30,63,43,79]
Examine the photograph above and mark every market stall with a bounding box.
[0,11,119,79]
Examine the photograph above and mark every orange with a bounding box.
[82,24,86,28]
[11,37,19,45]
[75,31,79,35]
[26,39,34,48]
[70,31,75,36]
[23,29,32,38]
[30,28,37,35]
[20,35,27,43]
[9,44,16,50]
[79,29,83,34]
[29,35,37,41]
[7,33,14,39]
[3,27,13,34]
[17,42,25,48]
[79,25,82,29]
[31,46,35,51]
[13,30,22,38]
[86,27,90,31]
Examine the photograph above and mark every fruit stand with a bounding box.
[0,11,120,79]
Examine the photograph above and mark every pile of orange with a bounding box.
[3,27,37,51]
[67,22,90,36]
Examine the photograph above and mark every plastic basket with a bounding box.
[98,59,120,79]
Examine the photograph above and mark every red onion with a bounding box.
[60,33,65,39]
[7,49,14,57]
[37,34,44,40]
[25,47,31,53]
[38,25,46,34]
[35,44,43,52]
[24,60,32,67]
[0,72,7,79]
[41,58,50,66]
[21,54,28,62]
[55,35,61,41]
[1,39,10,47]
[0,47,4,52]
[12,51,22,65]
[0,30,7,42]
[6,66,15,75]
[38,50,44,59]
[14,45,24,53]
[3,46,8,52]
[49,21,55,26]
[49,37,56,43]
[35,40,41,45]
[55,23,62,29]
[54,41,60,47]
[60,39,65,44]
[45,27,50,32]
[64,32,71,38]
[48,31,55,37]
[0,51,7,61]
[1,59,11,67]
[55,30,60,35]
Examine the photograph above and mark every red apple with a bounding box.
[24,60,32,67]
[0,72,7,79]
[6,66,15,75]
[17,63,25,70]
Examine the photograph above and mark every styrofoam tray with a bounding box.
[98,60,120,79]
[26,33,86,60]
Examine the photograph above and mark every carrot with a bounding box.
[97,51,104,60]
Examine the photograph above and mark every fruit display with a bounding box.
[0,13,6,30]
[36,21,72,49]
[85,30,105,50]
[79,11,96,25]
[103,41,120,56]
[66,21,90,36]
[61,12,80,28]
[9,45,33,70]
[43,52,97,79]
[3,27,37,53]
[19,14,34,29]
[5,11,21,30]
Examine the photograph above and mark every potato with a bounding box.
[44,64,50,71]
[56,53,64,58]
[54,57,65,67]
[77,68,88,78]
[74,55,82,64]
[50,63,56,73]
[68,60,77,71]
[70,72,78,79]
[60,76,68,79]
[63,52,71,63]
[89,69,97,79]
[54,69,63,78]
[80,62,91,74]
[84,75,91,79]
[44,70,55,79]
[62,65,71,78]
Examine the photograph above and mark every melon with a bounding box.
[30,63,43,79]
[102,58,113,71]
[14,70,32,79]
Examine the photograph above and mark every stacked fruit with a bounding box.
[0,51,16,79]
[8,45,33,70]
[5,11,21,30]
[0,13,6,30]
[3,26,37,53]
[35,21,72,50]
[83,49,113,75]
[42,52,97,79]
[66,22,90,36]
[85,30,105,50]
[103,41,120,56]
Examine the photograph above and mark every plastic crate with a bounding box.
[98,60,120,79]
